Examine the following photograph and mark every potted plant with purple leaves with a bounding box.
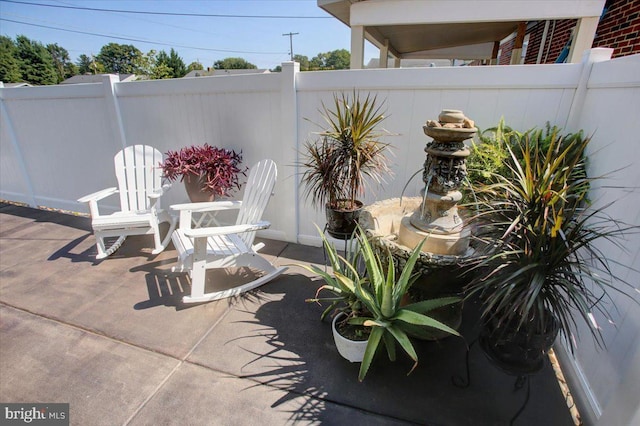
[161,144,247,202]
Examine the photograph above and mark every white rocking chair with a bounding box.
[171,159,287,303]
[78,145,177,259]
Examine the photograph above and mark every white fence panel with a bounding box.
[557,53,640,426]
[1,52,639,425]
[295,63,581,245]
[0,100,31,205]
[112,73,292,241]
[0,83,121,211]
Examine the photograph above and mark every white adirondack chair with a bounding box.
[171,159,287,303]
[78,145,176,259]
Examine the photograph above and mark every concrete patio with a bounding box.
[0,201,576,425]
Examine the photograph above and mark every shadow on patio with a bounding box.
[0,202,576,425]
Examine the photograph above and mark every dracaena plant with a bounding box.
[465,127,637,351]
[161,144,247,197]
[300,91,392,210]
[300,225,461,381]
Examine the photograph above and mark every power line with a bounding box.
[2,0,332,19]
[0,18,288,55]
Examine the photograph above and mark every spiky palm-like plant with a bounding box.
[300,226,461,381]
[300,91,392,211]
[466,127,636,353]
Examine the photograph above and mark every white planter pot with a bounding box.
[332,313,368,363]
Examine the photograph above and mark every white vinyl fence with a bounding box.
[1,49,638,425]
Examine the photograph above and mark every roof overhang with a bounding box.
[318,0,605,61]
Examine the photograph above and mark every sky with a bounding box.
[0,0,378,70]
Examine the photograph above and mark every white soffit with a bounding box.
[319,0,605,58]
[401,42,497,60]
[348,0,606,26]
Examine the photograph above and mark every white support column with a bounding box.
[568,16,600,63]
[536,20,551,64]
[379,39,389,68]
[350,25,365,70]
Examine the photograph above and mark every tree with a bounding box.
[309,53,326,70]
[187,61,203,72]
[0,36,21,82]
[15,35,57,85]
[213,57,257,70]
[76,54,104,75]
[310,49,350,70]
[96,43,144,74]
[167,49,187,77]
[47,43,77,83]
[149,62,173,80]
[156,48,187,78]
[325,49,350,70]
[135,50,157,77]
[294,54,310,71]
[147,52,171,80]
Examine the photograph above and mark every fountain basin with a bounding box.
[360,197,473,339]
[400,215,471,255]
[423,126,477,142]
[359,198,472,275]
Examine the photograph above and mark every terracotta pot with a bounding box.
[325,200,364,240]
[332,313,368,363]
[184,174,215,203]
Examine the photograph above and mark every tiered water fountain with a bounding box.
[399,109,476,255]
[359,109,477,337]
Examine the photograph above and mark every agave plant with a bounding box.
[466,126,636,353]
[351,229,460,381]
[301,225,365,322]
[300,225,461,381]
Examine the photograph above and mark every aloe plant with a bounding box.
[300,226,364,322]
[299,226,461,381]
[350,230,460,381]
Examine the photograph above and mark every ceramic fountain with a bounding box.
[359,109,477,338]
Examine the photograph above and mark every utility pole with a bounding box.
[282,32,299,61]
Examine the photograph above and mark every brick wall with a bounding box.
[523,19,576,64]
[499,0,639,64]
[498,38,515,65]
[594,0,640,57]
